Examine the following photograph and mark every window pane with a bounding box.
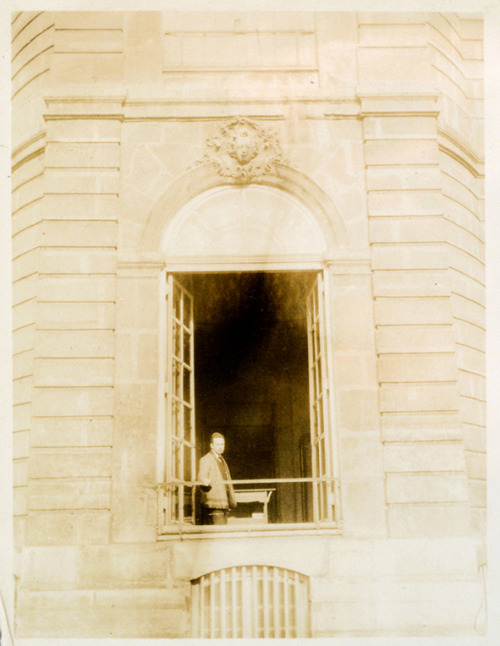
[183,329,192,367]
[183,368,191,403]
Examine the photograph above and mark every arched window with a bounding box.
[155,185,341,531]
[191,565,310,638]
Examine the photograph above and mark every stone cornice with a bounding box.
[117,252,166,277]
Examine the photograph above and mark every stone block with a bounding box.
[359,23,426,46]
[368,190,441,217]
[26,510,110,546]
[12,350,32,379]
[16,588,188,638]
[339,434,383,478]
[12,154,42,196]
[14,487,28,515]
[13,403,32,432]
[13,323,36,353]
[386,473,468,503]
[116,277,159,329]
[31,417,113,448]
[358,12,427,24]
[371,536,478,578]
[463,425,486,453]
[374,297,451,325]
[464,451,486,480]
[363,116,437,140]
[333,352,377,387]
[55,11,123,29]
[28,478,111,511]
[337,390,380,432]
[39,276,116,302]
[377,353,457,382]
[37,302,115,330]
[44,167,119,195]
[42,219,118,247]
[448,247,484,284]
[12,248,40,281]
[43,194,119,220]
[460,395,485,426]
[376,324,455,353]
[373,268,449,297]
[384,442,466,473]
[442,173,478,214]
[372,242,447,270]
[54,29,123,54]
[456,345,485,376]
[33,386,114,417]
[341,478,387,537]
[40,248,117,274]
[12,272,37,306]
[115,331,159,381]
[14,458,28,486]
[21,545,80,590]
[13,376,32,405]
[369,215,445,243]
[330,276,376,351]
[381,412,462,442]
[449,266,485,305]
[468,479,486,507]
[46,118,121,143]
[12,299,36,331]
[13,430,30,459]
[358,47,431,84]
[77,544,170,589]
[451,294,484,329]
[35,330,114,358]
[367,166,441,191]
[12,219,41,256]
[312,600,377,634]
[29,449,112,479]
[34,358,114,387]
[388,503,471,537]
[51,52,124,85]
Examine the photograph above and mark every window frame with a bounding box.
[156,264,341,535]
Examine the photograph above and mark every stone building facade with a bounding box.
[11,11,485,638]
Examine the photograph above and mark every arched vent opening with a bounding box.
[191,564,310,638]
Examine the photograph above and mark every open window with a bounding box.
[158,270,338,531]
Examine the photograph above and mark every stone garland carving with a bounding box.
[192,117,287,182]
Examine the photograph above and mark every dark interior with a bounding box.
[179,271,316,524]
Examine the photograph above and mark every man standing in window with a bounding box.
[198,432,237,525]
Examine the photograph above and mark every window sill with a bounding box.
[157,522,341,540]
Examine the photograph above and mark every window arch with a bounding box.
[191,565,310,638]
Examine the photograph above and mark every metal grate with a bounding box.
[192,565,309,638]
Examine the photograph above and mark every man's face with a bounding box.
[211,437,225,455]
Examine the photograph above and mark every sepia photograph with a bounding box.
[3,1,497,643]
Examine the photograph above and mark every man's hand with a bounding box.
[200,477,212,492]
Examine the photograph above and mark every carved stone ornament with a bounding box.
[194,117,287,182]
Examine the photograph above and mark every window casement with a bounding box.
[157,269,339,533]
[191,565,310,638]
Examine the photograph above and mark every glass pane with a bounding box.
[183,368,191,403]
[172,400,182,438]
[173,441,182,479]
[320,437,326,477]
[173,360,182,399]
[173,287,181,322]
[174,323,182,359]
[183,484,194,523]
[183,293,192,328]
[183,404,192,439]
[183,441,193,482]
[317,397,324,435]
[183,329,192,367]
